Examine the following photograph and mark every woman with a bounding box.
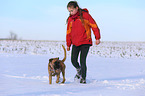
[66,1,101,84]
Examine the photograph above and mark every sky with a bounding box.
[0,0,145,41]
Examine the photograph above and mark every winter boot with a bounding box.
[80,78,86,84]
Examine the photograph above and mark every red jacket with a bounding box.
[66,8,101,47]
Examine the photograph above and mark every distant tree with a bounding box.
[9,31,18,40]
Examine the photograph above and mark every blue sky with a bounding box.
[0,0,145,41]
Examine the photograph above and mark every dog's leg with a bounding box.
[56,74,60,83]
[49,75,52,84]
[61,70,66,83]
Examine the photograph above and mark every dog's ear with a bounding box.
[49,58,53,63]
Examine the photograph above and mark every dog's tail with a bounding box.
[61,45,66,62]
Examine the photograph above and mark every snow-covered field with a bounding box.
[0,40,145,59]
[0,40,145,96]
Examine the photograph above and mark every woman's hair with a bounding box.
[67,1,79,8]
[66,1,84,24]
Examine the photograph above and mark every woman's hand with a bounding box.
[67,46,70,51]
[95,39,100,45]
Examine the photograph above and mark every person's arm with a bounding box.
[66,20,72,51]
[85,13,101,44]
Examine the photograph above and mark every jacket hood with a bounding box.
[82,8,89,13]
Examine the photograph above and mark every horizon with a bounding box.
[0,39,145,43]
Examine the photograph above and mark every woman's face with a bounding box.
[68,7,78,15]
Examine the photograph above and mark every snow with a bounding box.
[0,40,145,96]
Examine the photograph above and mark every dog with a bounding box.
[48,45,66,84]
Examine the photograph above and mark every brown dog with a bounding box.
[48,45,66,84]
